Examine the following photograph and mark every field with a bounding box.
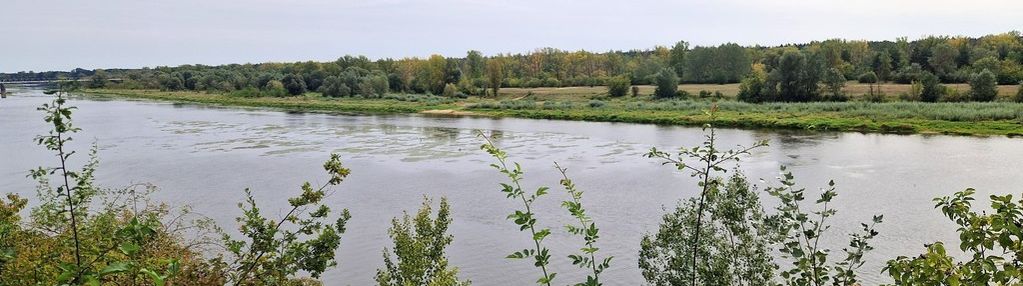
[497,82,1020,102]
[83,84,1023,137]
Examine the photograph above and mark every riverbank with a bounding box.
[83,89,1023,136]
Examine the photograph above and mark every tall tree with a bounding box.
[485,59,504,97]
[669,41,689,78]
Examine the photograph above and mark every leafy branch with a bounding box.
[478,131,556,286]
[555,163,612,286]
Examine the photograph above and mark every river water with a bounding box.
[2,87,1022,285]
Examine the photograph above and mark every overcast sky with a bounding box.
[2,0,1021,73]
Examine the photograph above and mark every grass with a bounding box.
[84,87,1023,137]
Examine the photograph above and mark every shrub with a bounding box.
[885,189,1023,285]
[864,91,886,103]
[1015,84,1023,103]
[858,71,879,83]
[375,197,469,286]
[939,88,969,102]
[969,69,998,102]
[920,72,944,102]
[281,74,307,96]
[641,127,769,286]
[606,76,630,97]
[588,99,606,108]
[654,68,679,98]
[442,83,457,97]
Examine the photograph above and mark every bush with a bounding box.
[588,99,606,108]
[939,88,969,102]
[969,69,998,102]
[442,83,457,97]
[654,68,679,98]
[375,197,468,286]
[281,74,307,96]
[864,90,886,103]
[1015,84,1023,103]
[606,76,630,97]
[919,72,944,102]
[858,71,879,83]
[885,189,1023,285]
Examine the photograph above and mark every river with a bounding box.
[2,87,1022,285]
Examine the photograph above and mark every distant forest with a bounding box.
[4,32,1021,98]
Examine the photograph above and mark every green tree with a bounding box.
[873,51,893,82]
[375,197,469,286]
[224,154,353,285]
[643,122,769,286]
[929,43,958,80]
[281,74,307,96]
[769,50,822,102]
[485,60,504,97]
[319,76,350,97]
[969,69,998,101]
[87,69,108,88]
[858,71,878,83]
[654,68,679,98]
[639,172,777,286]
[669,41,689,78]
[606,76,630,97]
[919,71,944,102]
[822,67,847,101]
[737,72,768,103]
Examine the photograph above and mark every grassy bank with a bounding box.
[85,89,459,114]
[85,88,1023,137]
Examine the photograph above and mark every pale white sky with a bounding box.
[2,0,1021,72]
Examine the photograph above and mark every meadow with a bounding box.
[85,83,1023,136]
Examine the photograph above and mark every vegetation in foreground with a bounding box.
[85,87,1023,136]
[6,85,1023,286]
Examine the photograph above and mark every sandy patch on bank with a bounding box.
[420,109,478,116]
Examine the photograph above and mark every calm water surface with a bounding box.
[3,87,1022,285]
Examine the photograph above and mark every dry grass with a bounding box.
[497,82,1021,101]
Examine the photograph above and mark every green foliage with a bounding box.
[588,100,606,108]
[885,188,1023,285]
[766,166,883,286]
[919,71,945,102]
[654,68,680,98]
[479,132,556,285]
[738,71,768,103]
[555,163,612,286]
[639,172,777,286]
[281,74,307,96]
[376,197,469,286]
[319,75,352,97]
[442,83,458,98]
[969,69,998,101]
[857,72,878,84]
[768,50,823,102]
[224,153,352,285]
[683,43,750,84]
[2,86,222,285]
[822,68,847,102]
[606,76,630,97]
[642,120,769,286]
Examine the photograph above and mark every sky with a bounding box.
[2,0,1021,73]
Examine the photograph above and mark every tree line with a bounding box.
[5,32,1023,102]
